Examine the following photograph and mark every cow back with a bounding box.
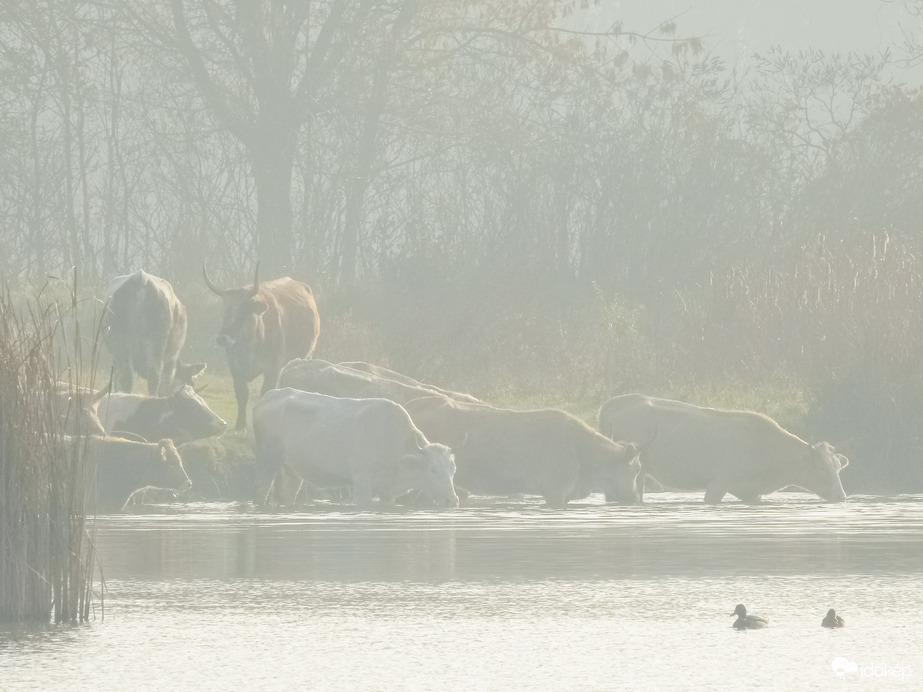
[260,278,319,363]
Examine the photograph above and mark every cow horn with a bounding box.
[91,382,112,404]
[248,262,260,298]
[202,263,226,296]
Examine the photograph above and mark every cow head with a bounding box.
[164,385,227,442]
[802,441,848,502]
[153,438,192,491]
[402,442,459,508]
[602,441,643,505]
[55,382,109,436]
[204,263,267,349]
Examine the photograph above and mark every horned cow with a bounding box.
[204,265,320,430]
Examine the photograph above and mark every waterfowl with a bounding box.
[732,604,768,629]
[822,609,845,628]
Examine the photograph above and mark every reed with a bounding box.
[0,273,104,624]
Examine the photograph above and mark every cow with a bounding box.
[96,385,227,445]
[252,388,458,509]
[596,394,849,504]
[204,264,320,430]
[404,395,642,508]
[53,382,109,437]
[102,270,204,396]
[64,435,191,511]
[277,358,480,406]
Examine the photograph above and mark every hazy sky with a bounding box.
[580,1,922,74]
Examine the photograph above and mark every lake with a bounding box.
[2,493,922,690]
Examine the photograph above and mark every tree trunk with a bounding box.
[250,131,296,277]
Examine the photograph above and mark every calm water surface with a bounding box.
[2,493,922,691]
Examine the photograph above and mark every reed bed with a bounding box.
[0,275,104,624]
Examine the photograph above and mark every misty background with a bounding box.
[2,0,922,492]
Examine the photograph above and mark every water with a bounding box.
[2,493,922,690]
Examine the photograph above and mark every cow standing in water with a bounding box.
[597,394,849,504]
[103,270,204,396]
[253,388,458,508]
[204,264,320,430]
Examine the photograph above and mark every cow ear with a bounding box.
[251,300,268,315]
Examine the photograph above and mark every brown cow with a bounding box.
[404,395,642,508]
[597,394,849,504]
[102,270,204,396]
[63,435,191,511]
[204,264,319,430]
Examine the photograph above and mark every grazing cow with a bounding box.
[53,382,109,436]
[277,358,480,406]
[253,388,458,508]
[204,265,319,430]
[68,435,191,511]
[597,394,849,504]
[96,385,227,444]
[102,270,204,396]
[404,395,642,508]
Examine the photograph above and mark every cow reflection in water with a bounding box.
[598,394,849,504]
[253,388,458,509]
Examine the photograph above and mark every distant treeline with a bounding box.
[2,2,922,491]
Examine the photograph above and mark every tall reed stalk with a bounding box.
[0,273,104,624]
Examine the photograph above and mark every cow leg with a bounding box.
[233,375,250,430]
[352,479,375,509]
[148,364,164,396]
[704,482,727,504]
[112,354,133,393]
[542,490,567,510]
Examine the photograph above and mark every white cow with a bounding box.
[253,388,458,508]
[597,394,848,503]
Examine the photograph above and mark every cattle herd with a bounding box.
[66,267,849,511]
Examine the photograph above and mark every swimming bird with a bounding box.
[732,604,768,629]
[822,609,845,628]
